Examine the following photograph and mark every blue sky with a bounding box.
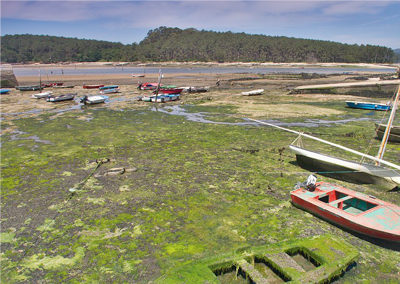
[1,1,400,49]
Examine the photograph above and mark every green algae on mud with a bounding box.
[1,104,400,283]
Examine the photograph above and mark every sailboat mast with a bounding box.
[376,85,400,162]
[154,69,162,103]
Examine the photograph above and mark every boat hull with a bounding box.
[290,145,400,188]
[346,101,391,111]
[291,183,400,243]
[376,123,400,143]
[291,196,400,243]
[83,85,104,89]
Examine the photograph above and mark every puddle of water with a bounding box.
[152,105,377,127]
[7,130,52,145]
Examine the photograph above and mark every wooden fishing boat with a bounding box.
[32,91,53,99]
[142,96,153,102]
[99,85,118,90]
[376,123,400,143]
[187,86,209,93]
[46,93,76,102]
[16,85,41,91]
[138,82,159,90]
[241,89,264,96]
[0,89,10,94]
[291,181,400,243]
[100,88,120,94]
[53,85,74,89]
[151,95,171,103]
[83,84,104,89]
[42,82,63,88]
[80,95,108,105]
[155,88,183,95]
[346,101,391,111]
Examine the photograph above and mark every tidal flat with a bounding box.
[1,72,400,283]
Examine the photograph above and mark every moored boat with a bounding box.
[80,95,108,105]
[53,85,74,89]
[100,88,120,94]
[16,85,41,91]
[99,85,119,90]
[138,82,159,90]
[346,101,391,111]
[241,89,264,96]
[155,88,183,95]
[32,91,53,99]
[151,95,171,103]
[291,181,400,243]
[0,89,10,94]
[83,84,105,89]
[376,123,400,143]
[289,145,400,187]
[46,93,76,102]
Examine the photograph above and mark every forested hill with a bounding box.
[1,27,396,63]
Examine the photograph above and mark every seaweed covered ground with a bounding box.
[1,73,400,283]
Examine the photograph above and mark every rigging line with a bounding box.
[247,117,400,171]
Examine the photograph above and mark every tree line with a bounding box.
[1,27,396,63]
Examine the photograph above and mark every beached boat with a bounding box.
[241,89,264,96]
[32,91,53,99]
[53,85,74,89]
[151,95,171,103]
[99,85,119,90]
[80,95,108,105]
[42,82,63,88]
[83,84,104,89]
[346,101,391,111]
[291,181,400,243]
[100,88,120,94]
[0,89,10,94]
[142,96,153,102]
[289,145,400,186]
[156,88,183,95]
[376,123,400,143]
[248,85,400,188]
[132,74,145,77]
[46,93,76,102]
[16,85,41,91]
[138,82,159,90]
[185,86,209,93]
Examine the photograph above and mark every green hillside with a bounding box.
[1,27,395,63]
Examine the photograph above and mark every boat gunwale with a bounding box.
[291,182,400,236]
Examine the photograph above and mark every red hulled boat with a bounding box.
[155,88,183,95]
[291,181,400,243]
[83,84,105,89]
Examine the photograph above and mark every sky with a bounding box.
[1,0,400,49]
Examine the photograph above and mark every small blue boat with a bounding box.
[99,85,119,90]
[346,101,391,111]
[0,89,10,94]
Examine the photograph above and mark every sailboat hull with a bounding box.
[376,124,400,143]
[290,145,400,188]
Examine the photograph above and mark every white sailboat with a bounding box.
[249,85,400,188]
